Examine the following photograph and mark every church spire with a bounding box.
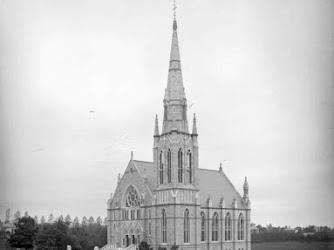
[162,13,188,134]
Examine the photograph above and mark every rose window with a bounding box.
[126,187,140,207]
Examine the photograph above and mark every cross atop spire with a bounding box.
[173,0,177,30]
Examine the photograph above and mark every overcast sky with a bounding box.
[0,0,333,228]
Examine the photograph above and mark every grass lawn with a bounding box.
[251,241,334,250]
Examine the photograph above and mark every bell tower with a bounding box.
[151,15,201,249]
[153,18,199,191]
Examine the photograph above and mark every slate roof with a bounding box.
[198,168,245,209]
[132,160,156,192]
[131,160,245,209]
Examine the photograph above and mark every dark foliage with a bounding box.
[251,225,334,243]
[34,223,57,250]
[33,219,107,250]
[8,216,38,249]
[170,243,179,250]
[139,241,153,250]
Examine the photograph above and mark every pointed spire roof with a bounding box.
[162,17,189,134]
[243,176,249,199]
[154,115,159,136]
[243,176,249,190]
[192,113,198,135]
[165,18,185,101]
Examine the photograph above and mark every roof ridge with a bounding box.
[198,168,220,172]
[133,160,153,164]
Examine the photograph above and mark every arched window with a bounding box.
[178,149,183,183]
[167,149,172,183]
[188,151,192,184]
[212,213,219,241]
[159,151,164,184]
[148,210,152,236]
[126,187,140,207]
[225,213,232,241]
[162,210,167,243]
[184,209,190,243]
[238,214,244,240]
[201,212,206,242]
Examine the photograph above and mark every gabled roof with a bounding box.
[3,223,15,228]
[132,160,156,192]
[130,160,245,209]
[198,168,245,208]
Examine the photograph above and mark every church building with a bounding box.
[106,15,251,250]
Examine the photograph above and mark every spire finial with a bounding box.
[192,113,198,135]
[131,151,133,160]
[154,115,159,136]
[117,173,121,184]
[173,0,177,30]
[243,176,249,198]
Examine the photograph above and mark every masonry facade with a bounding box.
[107,18,251,250]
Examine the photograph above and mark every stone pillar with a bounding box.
[233,209,237,250]
[246,209,251,250]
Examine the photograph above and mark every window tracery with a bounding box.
[126,187,140,207]
[225,213,232,241]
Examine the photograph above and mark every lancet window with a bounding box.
[225,213,232,241]
[178,149,183,183]
[237,213,244,240]
[212,212,219,241]
[201,212,206,242]
[160,151,164,184]
[167,149,172,183]
[162,210,167,243]
[188,150,192,184]
[184,209,190,243]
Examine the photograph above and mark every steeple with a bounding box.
[162,16,188,134]
[153,8,199,191]
[243,176,249,198]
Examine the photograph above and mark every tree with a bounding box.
[52,220,75,249]
[82,216,88,226]
[8,216,38,250]
[24,211,29,217]
[58,215,64,222]
[96,216,102,225]
[88,216,95,225]
[48,213,54,224]
[139,241,153,250]
[73,217,79,227]
[35,220,76,250]
[34,216,39,225]
[13,210,21,222]
[5,209,11,223]
[69,225,88,249]
[65,214,72,225]
[170,243,179,250]
[34,223,57,250]
[40,216,46,224]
